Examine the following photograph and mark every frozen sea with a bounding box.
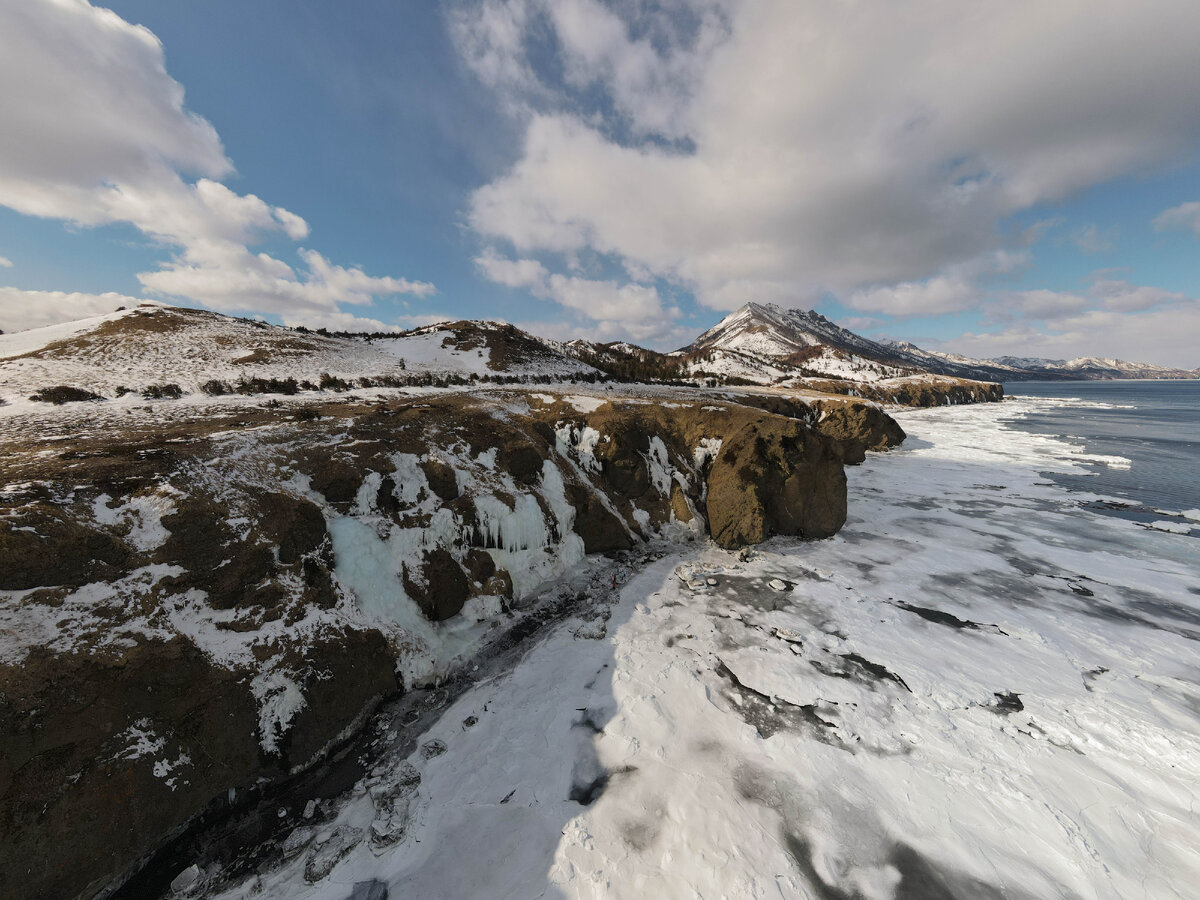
[199,395,1200,900]
[1003,380,1200,533]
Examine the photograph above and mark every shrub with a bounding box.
[201,379,231,396]
[235,376,299,396]
[318,372,351,391]
[142,383,183,400]
[29,386,105,405]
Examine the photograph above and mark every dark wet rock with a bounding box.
[465,548,496,584]
[375,475,402,515]
[498,443,544,484]
[670,482,694,523]
[157,497,276,610]
[705,418,847,549]
[404,547,470,621]
[482,569,514,600]
[283,630,400,768]
[992,691,1024,714]
[593,421,652,498]
[420,739,447,760]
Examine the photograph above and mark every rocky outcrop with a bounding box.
[810,400,907,465]
[0,388,862,898]
[706,417,847,549]
[803,377,1004,407]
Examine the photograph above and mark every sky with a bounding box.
[2,1,1200,366]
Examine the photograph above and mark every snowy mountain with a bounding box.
[680,302,1199,382]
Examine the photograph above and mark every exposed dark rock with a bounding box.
[420,458,460,501]
[992,691,1024,714]
[498,443,544,484]
[282,630,401,768]
[0,504,129,590]
[811,401,906,465]
[0,638,261,900]
[705,418,847,549]
[403,547,470,621]
[308,460,362,505]
[565,482,633,552]
[465,548,496,584]
[260,493,328,564]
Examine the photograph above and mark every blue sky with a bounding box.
[2,1,1200,366]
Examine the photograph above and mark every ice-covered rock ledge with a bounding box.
[0,385,894,899]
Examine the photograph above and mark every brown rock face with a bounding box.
[420,458,460,501]
[565,482,633,553]
[705,418,847,549]
[812,401,907,465]
[403,547,471,621]
[0,388,858,898]
[0,503,129,590]
[0,638,262,900]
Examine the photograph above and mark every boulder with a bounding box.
[812,401,906,465]
[403,547,470,621]
[705,418,846,549]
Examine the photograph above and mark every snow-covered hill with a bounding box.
[0,305,597,404]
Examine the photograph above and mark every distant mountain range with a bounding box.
[1,301,1195,406]
[673,302,1199,382]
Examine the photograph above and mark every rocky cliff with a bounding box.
[0,386,878,899]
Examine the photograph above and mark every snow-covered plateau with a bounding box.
[190,398,1199,899]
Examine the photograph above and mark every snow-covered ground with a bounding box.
[201,398,1199,899]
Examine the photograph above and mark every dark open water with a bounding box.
[1002,380,1200,529]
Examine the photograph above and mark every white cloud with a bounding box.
[474,246,549,288]
[457,0,1200,317]
[838,316,883,332]
[844,251,1028,317]
[1069,224,1117,254]
[0,286,144,333]
[0,256,11,268]
[934,303,1200,369]
[0,0,431,329]
[1152,200,1200,235]
[474,247,681,342]
[1002,289,1090,321]
[924,278,1199,367]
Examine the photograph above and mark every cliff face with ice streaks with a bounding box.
[0,385,874,899]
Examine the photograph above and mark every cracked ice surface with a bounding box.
[214,399,1200,899]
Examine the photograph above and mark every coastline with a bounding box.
[188,396,1200,899]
